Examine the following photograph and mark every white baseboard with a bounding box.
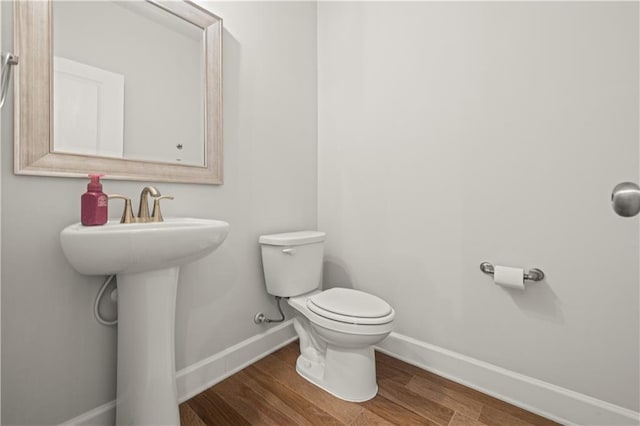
[376,332,640,426]
[60,320,297,426]
[176,320,297,403]
[60,325,639,426]
[58,400,116,426]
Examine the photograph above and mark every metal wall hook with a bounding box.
[0,53,18,109]
[480,262,545,282]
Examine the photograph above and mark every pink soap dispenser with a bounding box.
[81,174,108,226]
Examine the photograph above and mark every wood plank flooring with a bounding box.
[180,342,560,426]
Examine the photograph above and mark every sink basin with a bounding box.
[60,217,229,275]
[60,217,229,426]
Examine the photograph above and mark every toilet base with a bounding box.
[295,344,378,402]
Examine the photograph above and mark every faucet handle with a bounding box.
[108,194,135,224]
[151,195,174,222]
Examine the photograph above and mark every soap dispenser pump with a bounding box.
[81,174,108,226]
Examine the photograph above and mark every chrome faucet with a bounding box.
[109,186,173,224]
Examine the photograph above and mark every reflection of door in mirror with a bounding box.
[54,57,125,158]
[52,1,205,166]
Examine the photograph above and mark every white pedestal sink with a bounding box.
[60,218,229,426]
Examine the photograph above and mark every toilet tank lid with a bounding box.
[259,231,326,246]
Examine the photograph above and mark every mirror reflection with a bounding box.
[52,1,205,166]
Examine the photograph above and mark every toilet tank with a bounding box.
[259,231,326,297]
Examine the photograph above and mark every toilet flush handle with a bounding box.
[282,248,296,255]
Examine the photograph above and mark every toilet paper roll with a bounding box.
[493,265,525,290]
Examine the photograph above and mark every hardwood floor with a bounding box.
[180,342,560,426]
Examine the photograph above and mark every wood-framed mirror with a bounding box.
[14,0,223,184]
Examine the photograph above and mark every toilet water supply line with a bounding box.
[94,274,118,326]
[254,296,287,324]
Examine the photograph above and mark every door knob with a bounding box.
[611,182,640,217]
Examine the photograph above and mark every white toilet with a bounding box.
[259,230,395,402]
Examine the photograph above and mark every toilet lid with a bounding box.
[307,288,394,325]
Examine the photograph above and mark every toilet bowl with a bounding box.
[289,288,394,401]
[259,231,395,402]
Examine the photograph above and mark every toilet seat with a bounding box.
[289,290,395,336]
[307,288,395,325]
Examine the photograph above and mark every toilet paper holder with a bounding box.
[480,262,545,282]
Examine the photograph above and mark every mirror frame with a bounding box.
[14,0,223,184]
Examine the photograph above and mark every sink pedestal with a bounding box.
[116,267,180,426]
[59,218,230,425]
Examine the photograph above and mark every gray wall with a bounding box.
[1,2,317,424]
[318,1,639,412]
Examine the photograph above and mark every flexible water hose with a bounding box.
[266,296,286,323]
[94,274,117,326]
[254,296,286,324]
